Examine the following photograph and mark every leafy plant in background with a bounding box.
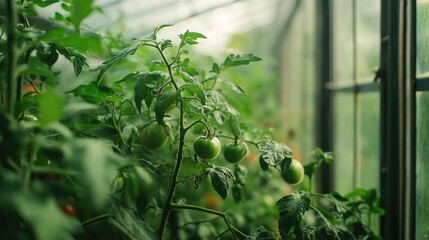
[0,0,384,239]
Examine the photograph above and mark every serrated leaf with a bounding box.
[160,39,172,51]
[179,84,206,104]
[134,72,162,112]
[110,203,155,240]
[257,139,292,166]
[97,44,141,84]
[213,111,226,125]
[222,53,261,70]
[179,30,207,46]
[276,191,311,239]
[55,46,88,76]
[311,205,341,240]
[72,54,87,76]
[206,166,235,199]
[154,91,178,124]
[68,83,114,104]
[221,80,246,95]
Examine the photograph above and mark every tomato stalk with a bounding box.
[156,99,186,238]
[153,38,249,240]
[4,0,18,116]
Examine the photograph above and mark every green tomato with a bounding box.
[193,136,221,160]
[140,121,170,150]
[223,141,249,163]
[281,159,305,185]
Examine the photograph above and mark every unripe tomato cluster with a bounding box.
[139,121,304,184]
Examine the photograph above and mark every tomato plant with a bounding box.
[0,1,384,240]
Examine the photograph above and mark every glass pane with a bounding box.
[332,0,354,83]
[281,2,316,160]
[416,92,429,239]
[356,0,381,81]
[358,92,380,233]
[358,93,380,190]
[333,93,355,193]
[416,0,429,76]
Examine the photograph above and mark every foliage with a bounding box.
[0,1,383,240]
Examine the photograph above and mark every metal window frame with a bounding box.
[324,0,408,239]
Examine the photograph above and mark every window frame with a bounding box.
[319,0,408,239]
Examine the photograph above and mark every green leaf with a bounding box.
[34,0,59,7]
[56,46,88,76]
[134,72,163,112]
[179,84,206,104]
[19,62,57,81]
[206,166,235,199]
[233,164,247,186]
[71,0,94,32]
[257,139,292,166]
[179,30,207,46]
[311,205,341,240]
[232,185,242,203]
[63,139,122,209]
[116,72,142,83]
[221,80,246,95]
[276,191,311,239]
[38,88,64,126]
[259,155,269,170]
[16,195,81,240]
[97,44,141,84]
[213,111,226,125]
[222,53,261,70]
[51,33,103,54]
[227,114,241,138]
[0,172,81,240]
[154,91,178,124]
[39,27,69,41]
[211,63,220,74]
[110,203,155,240]
[68,83,114,104]
[153,24,174,39]
[160,39,172,51]
[303,162,318,179]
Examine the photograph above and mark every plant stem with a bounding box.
[5,0,18,116]
[155,45,178,90]
[82,214,112,227]
[157,100,186,239]
[170,203,249,239]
